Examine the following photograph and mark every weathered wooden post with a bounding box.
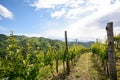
[106,22,117,80]
[65,31,70,75]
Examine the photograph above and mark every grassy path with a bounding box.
[65,52,106,80]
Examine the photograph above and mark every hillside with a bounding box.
[69,41,94,48]
[0,34,93,50]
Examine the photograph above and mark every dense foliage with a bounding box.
[114,34,120,50]
[91,34,120,78]
[0,34,89,80]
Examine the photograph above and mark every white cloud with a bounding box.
[63,18,105,41]
[114,27,120,34]
[31,0,120,19]
[0,4,13,19]
[64,2,120,41]
[41,28,65,40]
[31,0,69,10]
[51,8,66,18]
[30,0,120,41]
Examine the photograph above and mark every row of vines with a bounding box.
[91,33,120,79]
[0,35,89,80]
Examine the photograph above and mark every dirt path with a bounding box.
[65,52,105,80]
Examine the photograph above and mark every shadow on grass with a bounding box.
[52,73,66,80]
[91,54,108,80]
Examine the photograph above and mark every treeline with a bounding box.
[0,34,90,80]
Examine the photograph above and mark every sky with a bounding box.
[0,0,120,42]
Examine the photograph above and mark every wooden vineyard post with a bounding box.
[65,31,70,75]
[106,22,117,80]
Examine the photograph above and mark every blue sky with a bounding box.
[0,0,120,41]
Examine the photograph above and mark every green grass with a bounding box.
[65,52,107,80]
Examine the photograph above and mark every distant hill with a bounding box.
[69,41,94,48]
[0,34,94,49]
[0,34,94,59]
[0,34,64,51]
